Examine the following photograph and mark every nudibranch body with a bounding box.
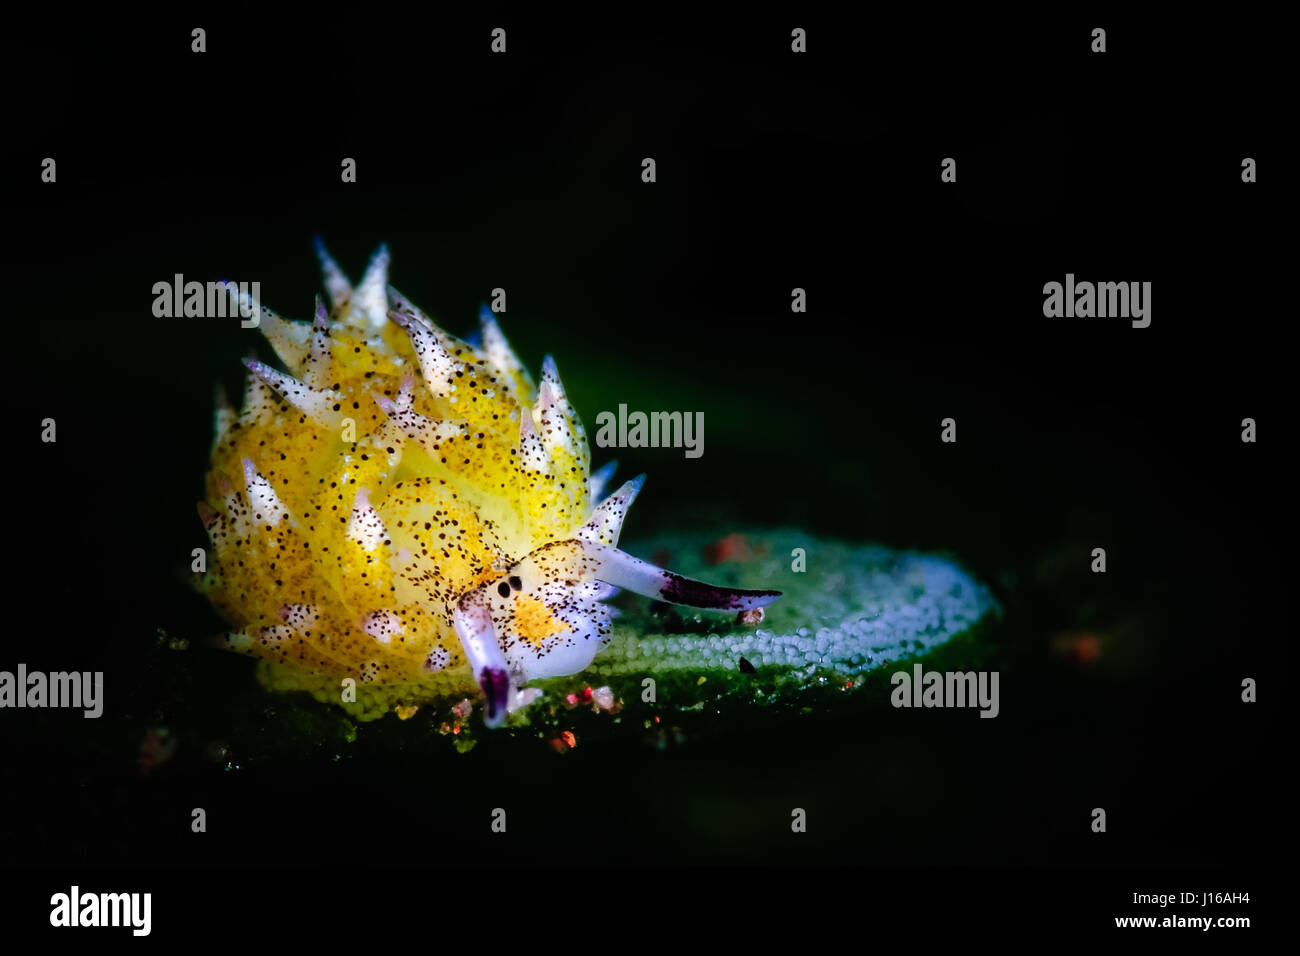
[196,243,780,726]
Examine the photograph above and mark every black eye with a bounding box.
[509,576,523,591]
[497,582,511,598]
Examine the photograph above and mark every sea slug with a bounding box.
[195,243,780,725]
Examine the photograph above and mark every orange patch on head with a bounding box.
[513,594,571,647]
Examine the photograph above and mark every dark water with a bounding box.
[5,10,1281,935]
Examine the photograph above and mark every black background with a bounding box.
[3,10,1282,939]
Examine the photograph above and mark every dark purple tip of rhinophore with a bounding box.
[479,667,511,725]
[659,573,782,611]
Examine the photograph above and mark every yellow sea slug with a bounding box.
[195,242,780,726]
